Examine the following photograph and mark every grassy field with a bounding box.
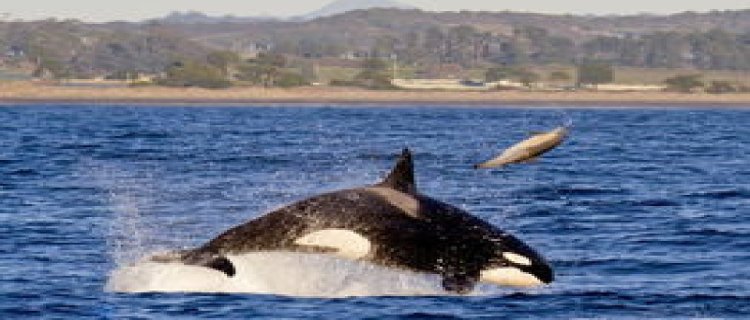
[290,58,750,88]
[0,69,32,81]
[614,67,750,86]
[314,65,421,84]
[315,66,360,83]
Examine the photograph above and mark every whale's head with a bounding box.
[478,234,554,287]
[377,148,554,292]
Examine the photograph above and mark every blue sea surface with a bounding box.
[1,104,748,319]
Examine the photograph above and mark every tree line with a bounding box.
[2,19,749,90]
[272,25,750,71]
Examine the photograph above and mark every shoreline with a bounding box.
[1,82,749,107]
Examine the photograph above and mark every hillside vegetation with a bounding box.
[0,9,748,88]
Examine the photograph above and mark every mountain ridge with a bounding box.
[300,0,418,20]
[1,7,748,78]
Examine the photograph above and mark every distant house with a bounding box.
[301,52,323,59]
[5,46,25,58]
[420,63,464,79]
[237,41,273,58]
[133,73,157,83]
[341,50,370,60]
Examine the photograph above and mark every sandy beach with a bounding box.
[1,81,749,107]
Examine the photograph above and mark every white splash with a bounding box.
[107,252,459,297]
[94,159,513,298]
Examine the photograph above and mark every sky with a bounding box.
[1,0,748,22]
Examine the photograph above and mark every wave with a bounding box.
[200,155,292,165]
[58,143,102,151]
[555,290,750,303]
[112,131,174,139]
[513,185,627,200]
[574,198,681,207]
[681,227,750,237]
[6,168,40,176]
[682,189,750,200]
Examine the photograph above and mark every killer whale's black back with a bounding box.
[173,148,552,293]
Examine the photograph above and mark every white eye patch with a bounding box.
[503,252,532,266]
[294,229,372,260]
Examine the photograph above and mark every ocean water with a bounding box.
[1,104,748,319]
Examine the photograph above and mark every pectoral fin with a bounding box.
[203,256,236,277]
[181,252,237,277]
[441,272,478,294]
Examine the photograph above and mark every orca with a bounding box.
[152,149,553,294]
[475,126,569,169]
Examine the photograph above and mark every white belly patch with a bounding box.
[294,229,372,260]
[480,267,543,287]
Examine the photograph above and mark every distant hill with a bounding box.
[0,20,210,77]
[299,0,417,20]
[1,7,749,78]
[153,11,276,24]
[169,8,750,70]
[168,8,750,47]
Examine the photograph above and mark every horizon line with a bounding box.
[1,7,748,24]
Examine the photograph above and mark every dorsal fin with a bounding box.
[376,148,417,194]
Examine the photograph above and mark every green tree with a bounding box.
[355,58,394,89]
[548,70,572,81]
[486,66,539,86]
[275,72,309,88]
[236,53,288,87]
[485,66,516,82]
[642,32,689,68]
[493,40,529,65]
[690,29,750,70]
[423,26,445,57]
[518,70,541,87]
[705,80,737,94]
[515,26,575,64]
[664,74,704,92]
[157,60,231,89]
[577,62,614,86]
[255,52,287,68]
[206,50,240,76]
[446,25,480,66]
[360,57,388,72]
[298,61,319,83]
[32,57,71,79]
[371,35,399,58]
